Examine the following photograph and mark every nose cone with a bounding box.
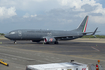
[5,33,10,39]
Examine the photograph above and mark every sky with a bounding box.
[0,0,105,35]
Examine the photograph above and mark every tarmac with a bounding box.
[0,38,105,70]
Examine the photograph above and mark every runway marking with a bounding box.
[1,45,105,63]
[0,47,62,62]
[0,53,34,61]
[91,47,100,52]
[0,52,56,63]
[11,58,17,60]
[69,55,105,62]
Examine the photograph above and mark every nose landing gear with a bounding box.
[14,40,17,44]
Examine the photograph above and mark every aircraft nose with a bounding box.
[5,33,10,38]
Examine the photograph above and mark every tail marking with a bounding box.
[82,16,89,32]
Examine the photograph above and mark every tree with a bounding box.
[0,33,5,36]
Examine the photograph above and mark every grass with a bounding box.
[82,35,105,38]
[0,33,4,36]
[0,35,4,37]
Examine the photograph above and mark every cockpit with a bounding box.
[5,30,22,40]
[9,32,16,34]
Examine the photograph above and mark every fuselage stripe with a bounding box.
[83,16,89,32]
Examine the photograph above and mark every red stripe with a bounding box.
[84,17,88,32]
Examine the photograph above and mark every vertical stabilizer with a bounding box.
[77,16,89,32]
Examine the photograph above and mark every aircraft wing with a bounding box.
[53,35,78,40]
[43,35,74,39]
[54,36,73,38]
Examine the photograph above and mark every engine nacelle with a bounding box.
[44,37,56,44]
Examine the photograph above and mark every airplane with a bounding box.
[5,16,98,44]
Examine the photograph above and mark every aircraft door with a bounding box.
[18,31,22,39]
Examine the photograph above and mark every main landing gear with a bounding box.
[43,41,59,44]
[54,41,59,44]
[14,40,17,44]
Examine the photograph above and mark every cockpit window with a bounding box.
[10,32,15,34]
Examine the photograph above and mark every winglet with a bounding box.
[91,27,98,35]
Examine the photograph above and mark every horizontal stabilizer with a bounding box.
[91,27,98,35]
[82,27,99,35]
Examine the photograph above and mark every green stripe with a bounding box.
[82,21,87,32]
[82,17,88,32]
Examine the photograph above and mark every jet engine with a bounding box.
[44,37,57,44]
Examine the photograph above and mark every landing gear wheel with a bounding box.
[45,42,49,44]
[43,42,49,44]
[14,41,17,44]
[54,41,58,44]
